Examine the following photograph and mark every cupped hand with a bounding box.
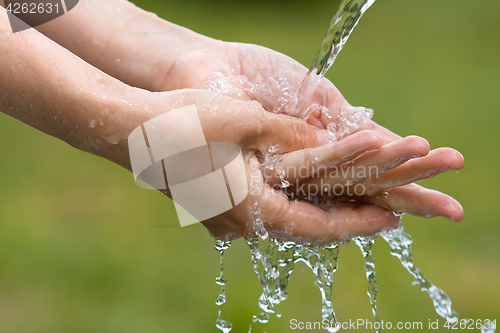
[144,89,400,242]
[35,0,462,224]
[155,39,464,222]
[264,133,463,222]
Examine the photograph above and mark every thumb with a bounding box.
[205,96,319,153]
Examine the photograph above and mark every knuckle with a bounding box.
[289,119,309,151]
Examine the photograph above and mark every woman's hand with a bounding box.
[266,133,464,222]
[160,40,464,222]
[0,10,401,243]
[136,90,462,242]
[32,0,464,224]
[149,90,402,242]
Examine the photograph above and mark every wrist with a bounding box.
[36,0,220,92]
[73,82,155,170]
[81,86,204,170]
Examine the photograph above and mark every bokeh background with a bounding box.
[0,0,499,332]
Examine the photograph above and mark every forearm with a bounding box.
[0,9,151,169]
[32,0,214,92]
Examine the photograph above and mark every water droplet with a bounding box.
[257,313,269,324]
[216,294,227,306]
[102,135,122,145]
[216,310,233,333]
[215,276,227,286]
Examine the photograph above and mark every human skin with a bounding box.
[0,2,463,242]
[30,0,464,222]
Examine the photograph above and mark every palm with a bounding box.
[160,42,346,121]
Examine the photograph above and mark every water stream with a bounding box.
[353,236,381,332]
[287,0,375,118]
[215,239,232,333]
[205,0,494,331]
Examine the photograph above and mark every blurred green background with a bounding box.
[1,0,499,332]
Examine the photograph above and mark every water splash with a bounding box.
[204,3,377,140]
[246,236,341,333]
[222,220,466,332]
[204,70,294,114]
[259,144,290,191]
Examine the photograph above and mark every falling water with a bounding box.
[294,0,376,109]
[284,0,376,142]
[205,0,488,331]
[215,239,232,333]
[353,236,381,331]
[380,223,459,322]
[246,236,342,333]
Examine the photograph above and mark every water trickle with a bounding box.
[380,222,459,322]
[301,243,340,332]
[250,203,268,240]
[353,236,381,331]
[216,310,232,333]
[215,240,232,332]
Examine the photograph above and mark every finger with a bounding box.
[262,191,400,242]
[357,148,464,196]
[219,98,319,153]
[302,135,430,194]
[305,107,327,129]
[263,130,383,185]
[356,120,402,145]
[312,77,349,128]
[313,129,330,145]
[363,184,464,222]
[252,110,320,153]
